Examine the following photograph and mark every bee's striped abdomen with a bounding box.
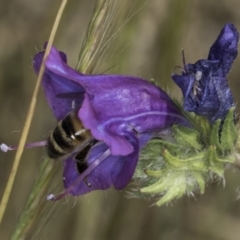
[47,112,92,159]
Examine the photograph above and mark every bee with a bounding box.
[47,111,98,181]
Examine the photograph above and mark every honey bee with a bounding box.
[47,111,98,177]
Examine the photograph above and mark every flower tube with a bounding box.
[33,46,187,199]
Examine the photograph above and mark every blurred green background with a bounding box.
[1,0,240,239]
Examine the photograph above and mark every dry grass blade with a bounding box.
[7,0,119,238]
[9,158,59,240]
[0,0,67,230]
[76,0,115,73]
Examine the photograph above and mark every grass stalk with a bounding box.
[7,0,115,238]
[76,0,114,73]
[0,0,67,236]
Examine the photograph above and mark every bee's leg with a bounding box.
[47,148,111,201]
[0,140,48,152]
[76,158,92,187]
[75,139,98,187]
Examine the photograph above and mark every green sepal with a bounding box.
[141,170,205,206]
[191,171,205,194]
[209,119,221,148]
[172,99,210,138]
[139,138,163,161]
[191,114,210,140]
[144,169,164,178]
[172,125,203,150]
[163,149,206,171]
[206,145,224,176]
[155,174,187,206]
[149,139,184,156]
[154,171,206,206]
[141,170,187,195]
[133,103,238,207]
[219,107,237,152]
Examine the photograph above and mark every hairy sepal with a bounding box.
[132,106,237,206]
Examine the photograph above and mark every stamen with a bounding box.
[0,144,10,152]
[47,148,111,201]
[181,48,189,74]
[47,194,55,201]
[0,140,48,152]
[195,71,202,81]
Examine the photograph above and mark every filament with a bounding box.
[48,148,111,201]
[0,141,48,152]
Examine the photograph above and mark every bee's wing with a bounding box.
[56,92,85,99]
[56,91,85,111]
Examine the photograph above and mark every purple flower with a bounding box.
[33,46,186,197]
[172,24,239,123]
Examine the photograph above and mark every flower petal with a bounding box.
[208,23,239,75]
[33,50,85,120]
[63,134,140,195]
[77,77,186,155]
[35,46,187,155]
